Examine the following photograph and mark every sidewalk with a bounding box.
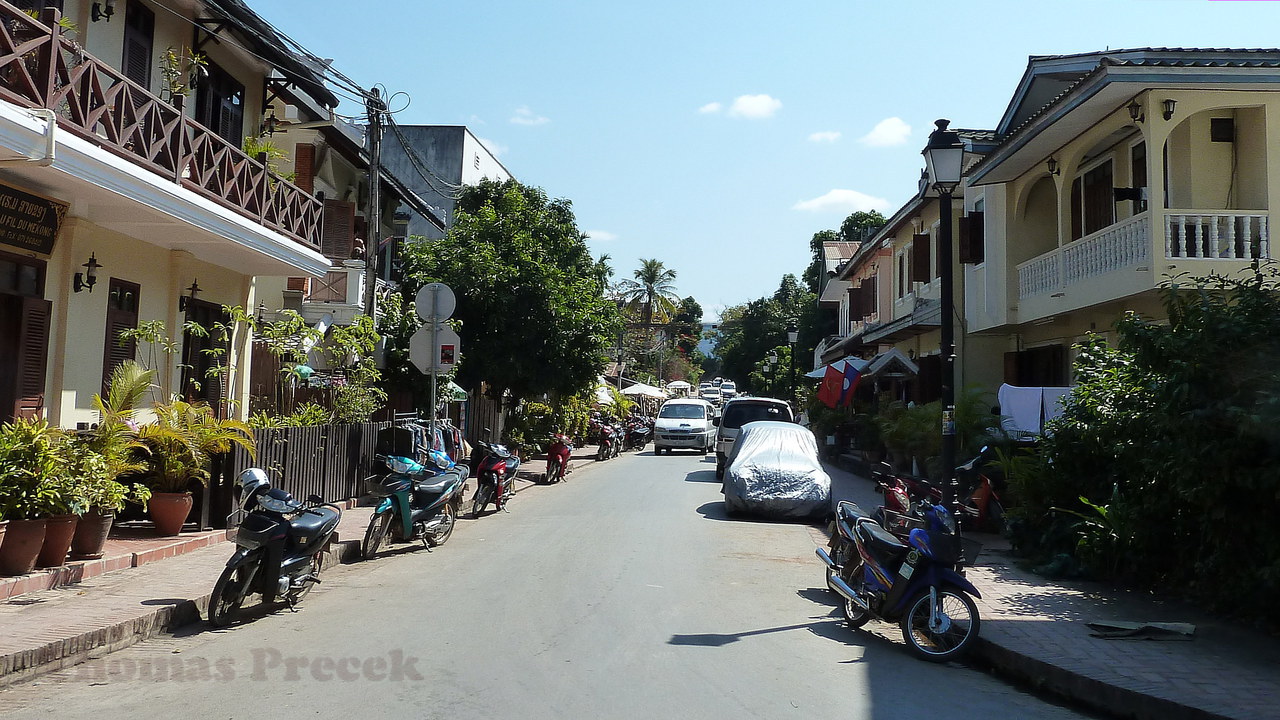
[826,461,1280,720]
[0,445,601,687]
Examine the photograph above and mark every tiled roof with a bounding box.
[821,241,862,261]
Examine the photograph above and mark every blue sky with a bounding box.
[256,0,1280,320]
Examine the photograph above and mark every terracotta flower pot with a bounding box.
[70,509,115,560]
[149,492,193,536]
[0,518,47,576]
[37,514,78,568]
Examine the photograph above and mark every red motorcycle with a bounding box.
[471,437,519,517]
[542,433,573,484]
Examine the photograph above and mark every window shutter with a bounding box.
[122,1,154,89]
[287,277,309,292]
[864,276,877,317]
[102,279,140,395]
[1070,178,1083,241]
[14,297,51,419]
[321,199,355,260]
[959,212,985,264]
[1003,352,1019,385]
[848,287,862,319]
[294,143,315,194]
[910,234,930,283]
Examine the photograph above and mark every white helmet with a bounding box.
[237,467,270,498]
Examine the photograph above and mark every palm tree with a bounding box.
[618,258,680,327]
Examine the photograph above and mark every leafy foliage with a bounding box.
[1016,266,1280,616]
[139,401,255,493]
[712,274,817,390]
[400,179,619,404]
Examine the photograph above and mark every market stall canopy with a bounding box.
[666,380,692,390]
[621,383,667,399]
[805,349,918,379]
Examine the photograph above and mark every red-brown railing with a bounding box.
[0,6,322,250]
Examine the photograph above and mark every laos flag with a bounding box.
[838,362,862,407]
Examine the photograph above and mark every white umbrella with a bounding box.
[666,380,691,390]
[621,383,667,399]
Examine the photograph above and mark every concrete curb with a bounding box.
[969,638,1229,720]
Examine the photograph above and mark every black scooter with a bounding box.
[209,468,342,627]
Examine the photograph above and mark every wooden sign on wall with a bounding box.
[0,182,67,256]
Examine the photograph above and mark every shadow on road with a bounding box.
[684,469,719,484]
[669,613,854,648]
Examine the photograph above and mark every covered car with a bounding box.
[722,421,831,519]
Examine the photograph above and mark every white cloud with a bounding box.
[792,189,890,213]
[698,102,722,114]
[585,229,617,241]
[510,106,550,126]
[858,117,911,147]
[475,136,507,157]
[808,131,842,143]
[728,94,782,119]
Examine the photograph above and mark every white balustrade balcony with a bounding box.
[1165,212,1269,260]
[1018,213,1150,298]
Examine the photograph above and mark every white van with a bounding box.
[652,398,716,455]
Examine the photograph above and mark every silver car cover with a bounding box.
[723,421,831,518]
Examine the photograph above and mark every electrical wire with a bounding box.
[385,117,464,200]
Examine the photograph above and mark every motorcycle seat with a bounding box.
[838,501,870,521]
[414,476,452,494]
[288,506,340,538]
[855,519,909,560]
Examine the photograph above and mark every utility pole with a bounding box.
[363,88,384,323]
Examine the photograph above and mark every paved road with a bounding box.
[0,450,1086,719]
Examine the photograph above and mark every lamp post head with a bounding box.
[923,119,964,194]
[786,322,798,344]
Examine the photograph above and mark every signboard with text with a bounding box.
[0,182,66,255]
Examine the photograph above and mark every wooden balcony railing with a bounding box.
[0,6,321,250]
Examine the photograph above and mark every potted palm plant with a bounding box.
[0,418,65,576]
[139,400,255,536]
[71,362,154,558]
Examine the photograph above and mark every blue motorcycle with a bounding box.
[362,450,468,560]
[816,499,982,662]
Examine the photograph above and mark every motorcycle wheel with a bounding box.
[427,503,457,547]
[362,510,392,561]
[597,445,607,461]
[472,483,494,518]
[899,586,981,662]
[209,563,255,628]
[836,560,872,629]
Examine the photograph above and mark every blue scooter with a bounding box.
[362,450,468,560]
[816,499,982,662]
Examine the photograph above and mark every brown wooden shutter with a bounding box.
[321,199,355,260]
[14,297,51,419]
[294,143,315,194]
[864,276,877,317]
[122,1,154,89]
[848,287,862,319]
[910,234,930,283]
[959,212,985,264]
[102,279,140,395]
[287,277,309,292]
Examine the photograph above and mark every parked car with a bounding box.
[699,386,721,404]
[714,397,793,479]
[722,421,831,519]
[653,398,716,455]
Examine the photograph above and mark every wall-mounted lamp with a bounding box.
[259,111,280,137]
[178,279,201,312]
[74,253,101,293]
[1162,98,1177,122]
[1046,157,1060,176]
[1127,99,1144,123]
[91,0,115,22]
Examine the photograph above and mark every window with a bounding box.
[659,404,707,419]
[195,61,245,145]
[122,1,154,89]
[102,279,140,393]
[1070,160,1114,240]
[896,253,906,298]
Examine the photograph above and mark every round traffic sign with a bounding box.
[415,282,456,322]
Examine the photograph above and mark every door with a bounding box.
[102,278,140,394]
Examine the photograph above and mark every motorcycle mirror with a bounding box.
[307,494,324,505]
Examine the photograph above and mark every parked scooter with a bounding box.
[816,499,982,662]
[955,446,1007,534]
[209,469,342,627]
[542,433,573,484]
[362,449,468,560]
[596,420,618,461]
[626,417,651,451]
[472,435,519,516]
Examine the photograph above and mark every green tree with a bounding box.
[618,258,680,327]
[712,274,817,391]
[399,179,619,410]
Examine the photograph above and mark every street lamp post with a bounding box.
[766,352,778,397]
[786,322,799,409]
[922,118,966,520]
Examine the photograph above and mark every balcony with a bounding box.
[1019,213,1150,298]
[1165,212,1269,260]
[0,6,321,250]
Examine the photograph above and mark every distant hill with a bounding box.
[697,323,716,356]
